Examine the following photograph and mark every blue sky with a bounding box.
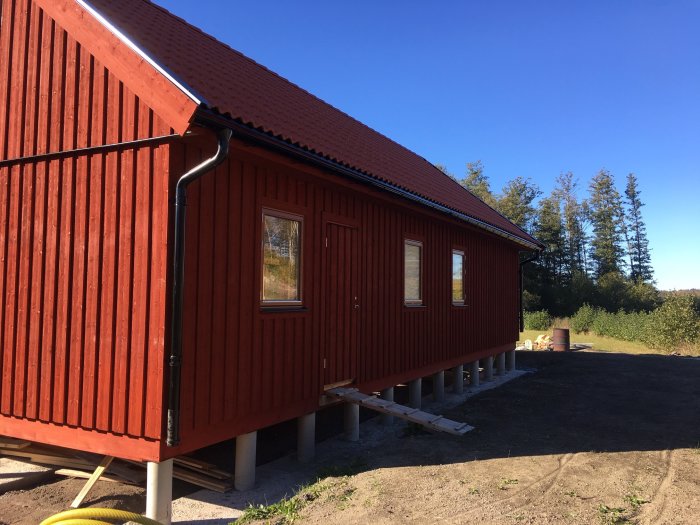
[158,0,700,290]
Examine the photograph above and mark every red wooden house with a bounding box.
[0,0,541,518]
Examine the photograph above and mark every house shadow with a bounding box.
[174,350,700,523]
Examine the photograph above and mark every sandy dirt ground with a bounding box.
[251,351,700,525]
[2,350,699,524]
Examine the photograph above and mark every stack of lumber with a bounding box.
[172,456,233,493]
[0,437,233,492]
[123,456,233,492]
[0,440,144,484]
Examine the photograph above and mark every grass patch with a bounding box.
[498,478,518,490]
[238,496,303,524]
[237,478,348,524]
[519,330,660,355]
[597,504,629,524]
[624,493,648,509]
[316,458,366,478]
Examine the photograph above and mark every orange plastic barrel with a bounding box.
[552,328,570,352]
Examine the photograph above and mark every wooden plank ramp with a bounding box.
[327,387,474,435]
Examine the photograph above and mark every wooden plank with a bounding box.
[126,98,151,437]
[179,146,200,435]
[66,43,91,426]
[78,54,103,431]
[0,437,31,449]
[70,455,114,508]
[12,161,34,417]
[1,450,93,470]
[223,156,241,421]
[111,88,136,434]
[34,0,198,135]
[0,0,17,160]
[173,457,231,481]
[94,73,120,433]
[209,164,228,425]
[144,135,168,440]
[55,468,122,484]
[327,387,472,436]
[2,164,21,416]
[172,466,232,493]
[194,164,215,429]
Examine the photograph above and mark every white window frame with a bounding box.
[261,209,304,306]
[452,249,466,306]
[404,239,423,306]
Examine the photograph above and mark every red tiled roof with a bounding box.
[84,0,540,247]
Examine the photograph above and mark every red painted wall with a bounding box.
[1,0,521,463]
[165,136,520,458]
[0,0,171,461]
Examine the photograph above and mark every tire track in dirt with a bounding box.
[638,449,675,525]
[439,452,579,523]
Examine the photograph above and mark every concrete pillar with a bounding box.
[452,365,464,394]
[432,371,445,402]
[496,352,506,376]
[235,431,257,491]
[470,360,480,387]
[297,412,316,463]
[408,378,422,409]
[380,387,394,425]
[484,355,494,381]
[145,459,173,525]
[507,349,516,371]
[344,403,359,442]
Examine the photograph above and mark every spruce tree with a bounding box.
[553,172,588,277]
[533,193,566,282]
[624,173,653,282]
[434,163,454,178]
[497,177,542,233]
[588,170,625,278]
[459,160,498,209]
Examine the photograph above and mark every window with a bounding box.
[452,249,465,305]
[262,211,302,305]
[404,240,423,305]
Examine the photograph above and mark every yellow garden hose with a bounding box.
[40,508,163,525]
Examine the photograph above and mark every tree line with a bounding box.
[438,161,656,317]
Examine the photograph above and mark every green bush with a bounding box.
[590,309,649,342]
[642,295,700,349]
[523,310,552,331]
[570,304,596,334]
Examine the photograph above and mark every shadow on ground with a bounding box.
[175,350,700,523]
[386,351,700,467]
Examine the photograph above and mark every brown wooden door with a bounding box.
[322,219,360,388]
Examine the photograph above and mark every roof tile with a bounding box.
[84,0,539,246]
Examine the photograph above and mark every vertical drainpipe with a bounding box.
[167,127,233,447]
[519,251,540,332]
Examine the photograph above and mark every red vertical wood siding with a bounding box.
[168,137,520,456]
[0,0,171,459]
[2,0,523,462]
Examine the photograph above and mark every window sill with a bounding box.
[404,303,427,309]
[260,306,308,313]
